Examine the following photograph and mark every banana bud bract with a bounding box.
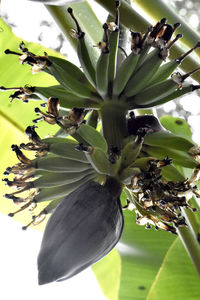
[37,179,124,284]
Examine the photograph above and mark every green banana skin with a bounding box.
[143,131,194,152]
[132,157,157,171]
[135,84,198,109]
[67,7,97,86]
[96,50,110,100]
[47,56,96,98]
[147,59,179,87]
[119,167,141,185]
[84,146,121,177]
[49,143,89,163]
[37,179,124,284]
[134,44,151,72]
[34,173,96,203]
[84,147,110,175]
[113,51,139,97]
[107,29,119,97]
[33,156,91,172]
[121,136,144,169]
[142,144,198,169]
[77,34,97,86]
[35,85,101,109]
[42,137,76,145]
[126,78,178,109]
[33,169,95,188]
[123,48,163,98]
[77,124,108,152]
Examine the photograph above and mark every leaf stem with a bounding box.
[177,226,200,275]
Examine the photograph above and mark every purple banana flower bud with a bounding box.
[38,179,124,284]
[128,113,165,135]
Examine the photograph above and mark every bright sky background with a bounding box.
[0,213,106,300]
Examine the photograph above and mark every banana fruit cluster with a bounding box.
[2,0,200,284]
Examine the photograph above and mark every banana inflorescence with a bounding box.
[2,0,200,285]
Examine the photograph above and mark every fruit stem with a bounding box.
[100,102,128,151]
[181,207,200,239]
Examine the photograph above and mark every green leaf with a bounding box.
[0,17,61,135]
[0,17,62,227]
[147,238,200,300]
[92,249,121,300]
[77,124,108,152]
[117,210,175,299]
[93,192,175,299]
[160,115,193,142]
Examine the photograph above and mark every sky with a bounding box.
[0,213,106,300]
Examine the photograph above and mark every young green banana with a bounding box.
[127,67,200,108]
[35,85,101,109]
[48,142,89,163]
[113,51,140,97]
[34,173,96,203]
[67,7,97,86]
[122,48,163,98]
[76,144,110,175]
[119,167,141,185]
[47,55,96,98]
[107,1,120,97]
[96,23,110,100]
[132,157,159,171]
[76,123,108,152]
[41,136,76,145]
[31,169,95,188]
[33,155,91,172]
[126,76,179,109]
[113,26,153,97]
[148,41,200,87]
[134,84,200,108]
[6,172,96,220]
[121,131,146,169]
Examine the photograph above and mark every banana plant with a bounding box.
[1,0,200,299]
